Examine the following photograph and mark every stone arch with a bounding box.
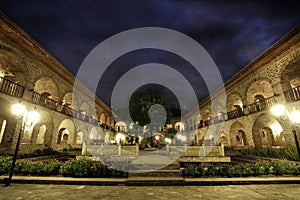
[31,109,54,147]
[0,118,7,144]
[110,119,115,128]
[174,121,186,132]
[246,79,274,104]
[115,121,127,132]
[36,125,46,144]
[88,126,103,144]
[0,98,18,145]
[63,92,78,110]
[220,129,228,146]
[34,77,59,101]
[252,115,286,147]
[57,119,75,144]
[100,113,106,124]
[280,59,300,91]
[106,116,111,126]
[227,92,243,112]
[76,130,84,145]
[203,109,211,120]
[230,121,248,147]
[79,102,91,117]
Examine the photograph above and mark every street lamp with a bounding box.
[4,103,40,186]
[271,104,300,160]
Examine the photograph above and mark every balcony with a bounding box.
[0,76,111,131]
[195,96,276,129]
[284,86,300,102]
[0,76,25,98]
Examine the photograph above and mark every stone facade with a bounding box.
[185,24,300,149]
[0,12,115,154]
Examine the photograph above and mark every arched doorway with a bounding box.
[252,115,286,147]
[230,121,248,147]
[57,119,75,144]
[57,128,69,144]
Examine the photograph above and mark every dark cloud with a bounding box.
[0,0,299,107]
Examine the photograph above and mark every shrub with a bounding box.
[0,156,12,175]
[59,157,128,178]
[240,147,298,161]
[182,161,300,178]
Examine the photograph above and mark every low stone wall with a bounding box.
[19,144,45,154]
[168,145,225,157]
[82,144,138,156]
[168,145,231,163]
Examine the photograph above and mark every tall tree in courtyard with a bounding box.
[129,89,172,133]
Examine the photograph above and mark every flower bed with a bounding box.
[183,162,300,177]
[0,156,128,178]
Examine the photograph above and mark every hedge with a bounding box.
[0,156,128,178]
[183,162,300,177]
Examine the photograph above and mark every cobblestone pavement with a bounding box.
[1,184,300,200]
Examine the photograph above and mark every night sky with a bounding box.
[1,0,299,108]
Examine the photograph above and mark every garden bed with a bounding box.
[0,156,128,178]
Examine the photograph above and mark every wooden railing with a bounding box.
[247,96,276,114]
[0,76,25,98]
[196,96,277,129]
[227,108,243,120]
[284,86,300,102]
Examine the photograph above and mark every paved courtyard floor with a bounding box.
[1,184,300,200]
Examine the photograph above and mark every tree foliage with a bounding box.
[129,89,172,130]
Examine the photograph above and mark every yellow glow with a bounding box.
[11,104,26,116]
[115,133,126,144]
[164,138,172,144]
[270,123,283,136]
[271,104,286,116]
[27,111,40,124]
[289,109,300,124]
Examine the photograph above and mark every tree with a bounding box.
[129,89,172,132]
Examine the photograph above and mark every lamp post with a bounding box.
[4,103,40,186]
[271,104,300,160]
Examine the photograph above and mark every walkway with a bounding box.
[1,184,300,200]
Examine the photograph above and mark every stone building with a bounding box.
[0,12,115,154]
[1,10,299,156]
[185,24,300,149]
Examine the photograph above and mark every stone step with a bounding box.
[129,169,182,177]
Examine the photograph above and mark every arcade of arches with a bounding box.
[188,26,300,149]
[0,12,299,155]
[0,13,115,154]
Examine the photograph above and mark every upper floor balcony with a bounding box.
[193,86,300,130]
[0,76,114,131]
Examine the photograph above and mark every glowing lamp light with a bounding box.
[271,104,286,116]
[289,109,300,124]
[155,135,160,141]
[27,111,40,124]
[11,104,26,116]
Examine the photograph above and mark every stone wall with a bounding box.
[186,25,300,149]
